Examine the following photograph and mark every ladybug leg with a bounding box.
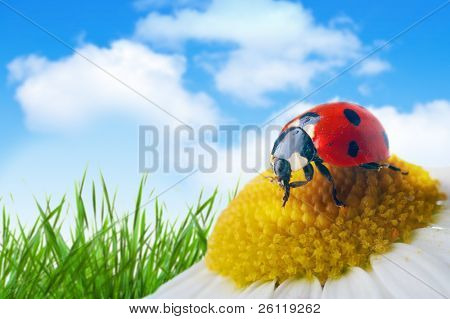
[383,163,408,175]
[289,163,314,188]
[314,160,346,207]
[360,162,408,175]
[359,162,381,171]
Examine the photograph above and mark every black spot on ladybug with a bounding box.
[382,131,389,149]
[343,109,361,126]
[347,141,359,157]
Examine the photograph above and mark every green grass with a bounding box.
[0,174,219,298]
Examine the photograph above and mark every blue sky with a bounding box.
[0,0,449,220]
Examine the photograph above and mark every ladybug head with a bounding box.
[271,126,317,176]
[270,126,318,206]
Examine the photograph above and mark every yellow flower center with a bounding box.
[205,156,445,287]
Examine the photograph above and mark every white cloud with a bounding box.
[135,0,363,105]
[355,57,391,76]
[370,100,450,167]
[7,54,48,83]
[328,14,359,31]
[133,0,209,11]
[8,40,219,132]
[357,83,371,96]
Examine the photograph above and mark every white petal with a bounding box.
[427,167,450,196]
[274,277,322,299]
[149,261,208,298]
[370,243,450,298]
[433,210,450,228]
[149,261,239,298]
[236,281,275,299]
[411,227,450,265]
[321,267,389,298]
[427,166,450,228]
[194,274,240,298]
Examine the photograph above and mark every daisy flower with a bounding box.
[149,156,450,298]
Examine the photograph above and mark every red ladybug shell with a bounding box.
[282,102,389,167]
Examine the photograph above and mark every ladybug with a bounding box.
[270,101,407,207]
